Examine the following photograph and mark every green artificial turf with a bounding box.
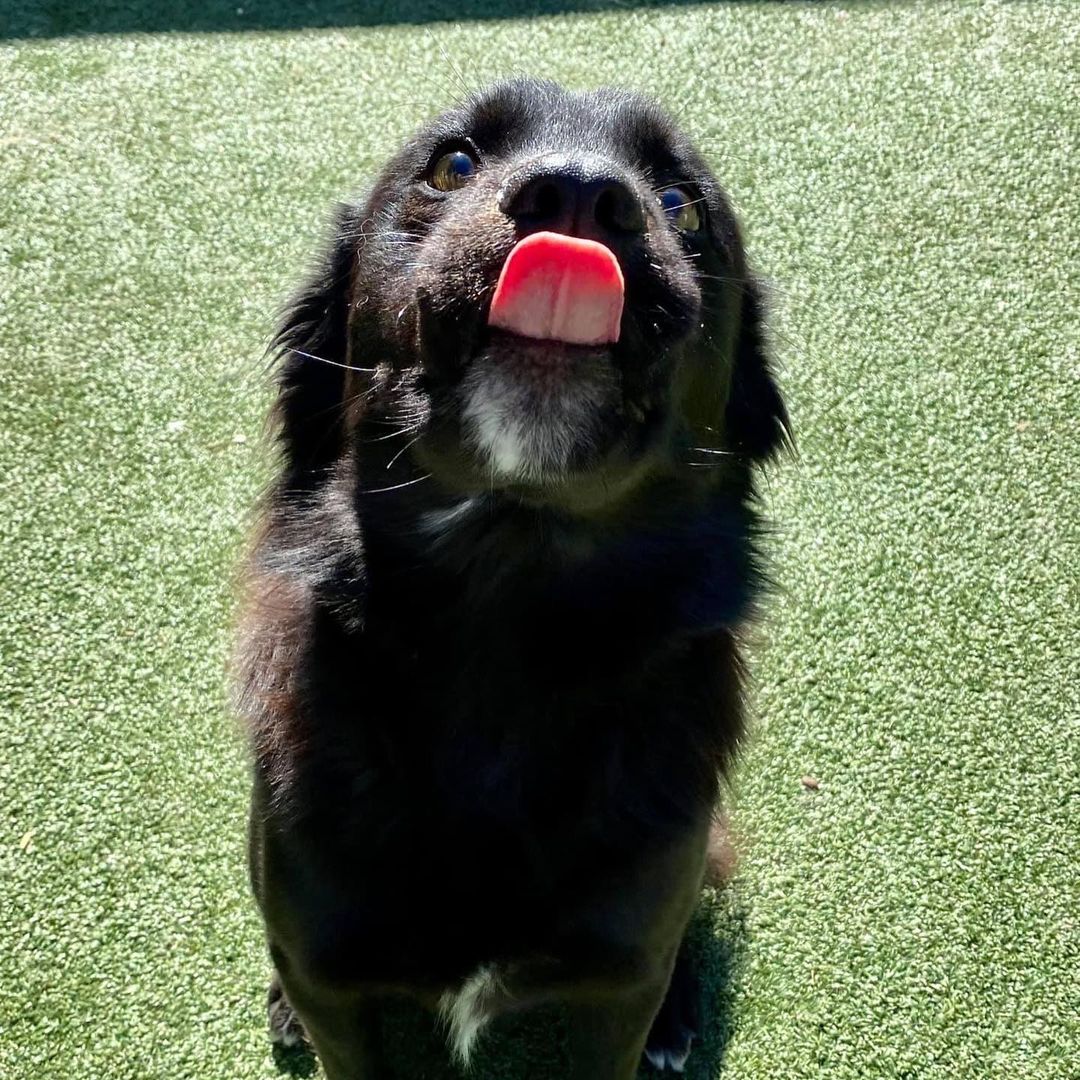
[2,2,1077,1077]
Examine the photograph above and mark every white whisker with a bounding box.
[360,473,432,495]
[386,432,424,470]
[285,348,379,374]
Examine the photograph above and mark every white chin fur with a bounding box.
[459,347,616,481]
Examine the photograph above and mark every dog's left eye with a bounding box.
[429,150,478,192]
[658,187,703,232]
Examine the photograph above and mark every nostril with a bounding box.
[594,184,644,235]
[533,182,562,222]
[594,188,618,232]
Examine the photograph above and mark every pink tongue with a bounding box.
[487,231,624,346]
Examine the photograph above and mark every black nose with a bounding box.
[500,154,646,241]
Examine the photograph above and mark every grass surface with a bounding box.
[2,2,1078,1078]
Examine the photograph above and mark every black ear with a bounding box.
[269,204,358,486]
[725,280,792,462]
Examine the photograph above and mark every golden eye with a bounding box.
[430,150,478,192]
[659,186,703,232]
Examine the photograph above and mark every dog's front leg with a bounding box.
[564,961,677,1080]
[275,975,384,1080]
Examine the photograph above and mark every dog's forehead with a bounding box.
[431,80,685,166]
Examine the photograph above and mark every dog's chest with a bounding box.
[283,615,729,986]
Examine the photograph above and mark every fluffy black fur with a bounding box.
[236,78,789,1079]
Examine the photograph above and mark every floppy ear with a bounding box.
[725,280,792,462]
[269,204,358,486]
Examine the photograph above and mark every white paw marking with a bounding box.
[646,1047,669,1070]
[668,1040,691,1072]
[645,1035,693,1072]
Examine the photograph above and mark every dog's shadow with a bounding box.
[271,1042,319,1078]
[271,886,748,1080]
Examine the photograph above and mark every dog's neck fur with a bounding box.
[345,466,761,639]
[252,471,753,836]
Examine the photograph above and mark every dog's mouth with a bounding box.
[411,227,682,491]
[486,231,625,349]
[446,231,636,484]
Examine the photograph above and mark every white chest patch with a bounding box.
[438,963,505,1065]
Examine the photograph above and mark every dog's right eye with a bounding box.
[429,149,478,192]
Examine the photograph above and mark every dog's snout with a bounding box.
[500,155,645,242]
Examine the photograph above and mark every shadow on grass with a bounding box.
[4,0,739,41]
[268,888,748,1080]
[673,889,748,1080]
[271,1042,319,1078]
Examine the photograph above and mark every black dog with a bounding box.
[235,78,788,1079]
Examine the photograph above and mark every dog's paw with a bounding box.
[644,1028,695,1073]
[643,949,699,1073]
[267,976,308,1048]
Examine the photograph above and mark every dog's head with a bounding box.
[272,79,788,512]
